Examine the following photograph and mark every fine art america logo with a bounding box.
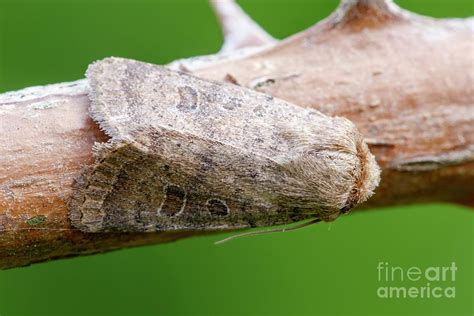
[376,262,457,299]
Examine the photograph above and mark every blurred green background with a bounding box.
[0,0,473,315]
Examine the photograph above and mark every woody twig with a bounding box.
[0,0,473,269]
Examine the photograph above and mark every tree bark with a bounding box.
[1,0,473,269]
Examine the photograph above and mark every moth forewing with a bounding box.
[69,57,380,233]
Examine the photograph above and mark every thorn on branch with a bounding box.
[209,0,276,53]
[330,0,405,29]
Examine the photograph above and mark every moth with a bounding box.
[69,57,380,233]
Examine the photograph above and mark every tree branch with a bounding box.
[1,0,473,269]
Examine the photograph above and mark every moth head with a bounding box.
[279,117,380,221]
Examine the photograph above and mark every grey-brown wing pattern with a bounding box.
[69,57,380,232]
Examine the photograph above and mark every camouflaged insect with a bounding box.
[69,57,380,233]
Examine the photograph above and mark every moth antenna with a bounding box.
[215,218,322,245]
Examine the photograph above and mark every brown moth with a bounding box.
[69,57,380,233]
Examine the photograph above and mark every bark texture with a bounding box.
[0,0,473,269]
